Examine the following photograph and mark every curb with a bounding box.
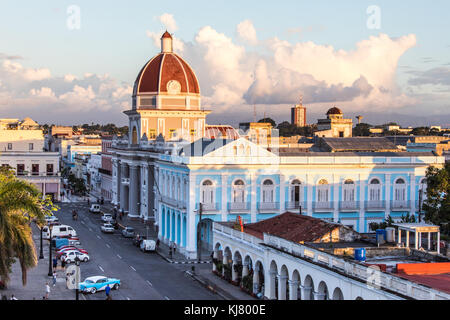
[185,270,233,300]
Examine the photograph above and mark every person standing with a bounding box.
[52,257,58,271]
[105,284,111,298]
[45,282,50,299]
[52,272,57,287]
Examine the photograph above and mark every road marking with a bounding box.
[98,265,104,272]
[164,296,170,300]
[117,254,122,259]
[146,280,153,286]
[126,297,130,300]
[130,266,136,272]
[106,243,110,248]
[88,228,92,232]
[96,235,101,239]
[81,221,85,225]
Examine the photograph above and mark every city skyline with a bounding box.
[0,1,449,127]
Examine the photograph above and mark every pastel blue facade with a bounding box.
[154,138,445,259]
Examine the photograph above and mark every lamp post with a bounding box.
[39,225,44,259]
[418,188,423,223]
[47,224,53,276]
[196,203,203,263]
[74,257,80,301]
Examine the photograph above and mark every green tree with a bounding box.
[258,118,276,127]
[353,123,372,136]
[0,167,58,287]
[423,163,450,234]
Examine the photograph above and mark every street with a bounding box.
[55,202,221,300]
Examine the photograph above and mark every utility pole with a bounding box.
[197,203,203,263]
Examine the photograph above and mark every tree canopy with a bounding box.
[0,167,58,287]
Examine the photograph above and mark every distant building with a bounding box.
[315,107,353,138]
[100,136,113,201]
[205,125,240,140]
[239,122,273,146]
[291,100,307,127]
[0,117,60,201]
[51,126,73,139]
[312,137,399,153]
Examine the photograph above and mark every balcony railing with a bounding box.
[257,202,280,211]
[121,178,130,185]
[339,201,360,211]
[391,200,411,210]
[286,201,307,210]
[199,202,219,212]
[228,202,250,212]
[313,201,334,211]
[365,200,385,210]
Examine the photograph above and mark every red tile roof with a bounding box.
[397,273,450,294]
[243,212,339,243]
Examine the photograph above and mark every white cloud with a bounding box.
[159,13,178,32]
[236,20,258,45]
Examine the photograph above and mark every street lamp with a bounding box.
[195,203,203,263]
[74,257,80,301]
[39,225,44,259]
[47,224,53,276]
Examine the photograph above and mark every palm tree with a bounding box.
[0,167,53,287]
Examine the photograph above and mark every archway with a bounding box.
[212,243,223,274]
[222,247,233,281]
[291,270,301,300]
[232,251,243,285]
[241,255,253,294]
[176,213,181,245]
[317,281,329,300]
[269,260,278,300]
[161,207,166,238]
[303,275,314,300]
[332,287,344,300]
[182,216,187,247]
[278,265,289,300]
[253,260,264,297]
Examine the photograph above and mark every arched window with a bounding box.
[233,179,245,203]
[343,179,355,202]
[290,179,302,203]
[262,179,274,203]
[201,180,214,205]
[368,178,381,201]
[394,178,406,201]
[171,176,175,199]
[317,179,329,203]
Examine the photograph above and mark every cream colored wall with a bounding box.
[0,129,45,151]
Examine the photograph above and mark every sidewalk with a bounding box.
[0,225,81,300]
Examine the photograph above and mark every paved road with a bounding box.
[57,203,221,300]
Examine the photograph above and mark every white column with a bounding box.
[313,292,327,300]
[385,174,391,215]
[307,174,313,216]
[406,231,410,248]
[222,253,228,277]
[221,174,228,222]
[288,280,299,300]
[300,285,312,300]
[252,267,260,295]
[398,229,402,245]
[415,230,419,249]
[279,174,286,213]
[437,232,441,255]
[186,174,197,257]
[242,263,249,278]
[232,262,238,283]
[428,232,431,250]
[212,249,218,272]
[410,173,416,216]
[277,275,288,300]
[266,270,277,300]
[359,177,366,232]
[250,172,257,223]
[333,174,339,222]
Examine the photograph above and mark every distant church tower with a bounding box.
[291,96,307,127]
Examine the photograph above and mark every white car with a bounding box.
[101,214,113,223]
[45,215,59,225]
[89,204,101,213]
[61,250,90,263]
[101,223,115,233]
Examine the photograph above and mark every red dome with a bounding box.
[326,107,343,115]
[133,52,200,96]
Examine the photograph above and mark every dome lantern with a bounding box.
[161,30,173,53]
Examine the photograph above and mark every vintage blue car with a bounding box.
[79,276,120,294]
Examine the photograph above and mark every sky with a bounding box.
[0,0,449,127]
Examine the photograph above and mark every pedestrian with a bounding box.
[105,284,111,298]
[173,242,177,254]
[45,282,50,299]
[52,257,58,271]
[156,239,160,251]
[61,258,66,270]
[10,294,18,300]
[87,198,90,205]
[52,271,57,287]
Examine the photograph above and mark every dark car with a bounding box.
[133,235,147,247]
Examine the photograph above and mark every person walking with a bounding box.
[156,239,160,251]
[105,284,111,298]
[52,257,58,272]
[61,258,66,270]
[45,282,50,299]
[52,271,57,287]
[173,242,177,254]
[10,294,18,300]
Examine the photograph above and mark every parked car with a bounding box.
[101,214,113,223]
[57,247,88,258]
[101,223,115,233]
[61,250,90,263]
[79,276,120,294]
[121,227,135,238]
[89,204,101,213]
[42,225,77,239]
[132,235,147,247]
[140,239,156,253]
[45,215,59,225]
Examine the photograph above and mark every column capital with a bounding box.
[277,274,288,280]
[288,280,300,286]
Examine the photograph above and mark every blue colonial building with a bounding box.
[153,137,443,259]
